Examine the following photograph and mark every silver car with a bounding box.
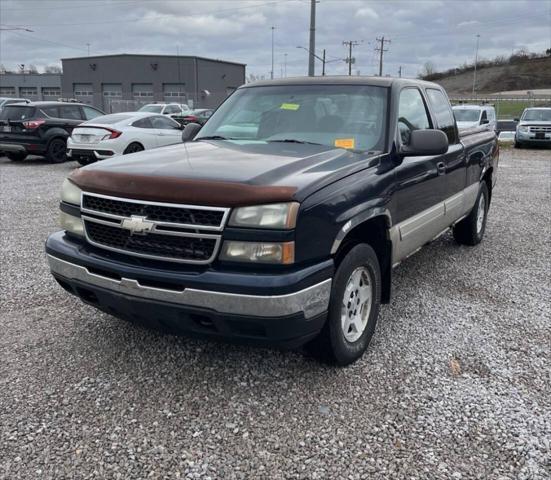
[515,107,551,148]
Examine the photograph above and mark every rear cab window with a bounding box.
[426,88,457,144]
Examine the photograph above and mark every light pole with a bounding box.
[270,26,275,80]
[284,53,288,77]
[308,0,316,76]
[472,34,480,98]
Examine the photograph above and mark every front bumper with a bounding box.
[46,232,333,347]
[516,131,551,144]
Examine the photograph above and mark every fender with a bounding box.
[44,127,71,143]
[330,207,392,255]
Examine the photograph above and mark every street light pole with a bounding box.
[284,53,288,77]
[271,26,275,80]
[472,34,480,98]
[308,0,316,76]
[322,49,326,76]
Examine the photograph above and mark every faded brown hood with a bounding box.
[69,169,296,207]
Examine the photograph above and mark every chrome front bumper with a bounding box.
[47,255,332,320]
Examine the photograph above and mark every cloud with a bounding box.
[0,0,548,79]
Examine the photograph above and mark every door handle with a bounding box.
[436,162,446,175]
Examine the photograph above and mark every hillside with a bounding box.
[431,56,551,95]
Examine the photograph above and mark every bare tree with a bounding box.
[27,64,38,74]
[419,61,436,78]
[44,65,62,74]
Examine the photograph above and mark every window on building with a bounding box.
[0,87,16,96]
[42,87,61,97]
[20,87,38,97]
[426,88,457,144]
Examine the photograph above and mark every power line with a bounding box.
[375,36,390,76]
[343,40,361,76]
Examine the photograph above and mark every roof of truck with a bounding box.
[242,75,438,89]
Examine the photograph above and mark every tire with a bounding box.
[123,142,144,155]
[77,157,94,166]
[453,182,489,246]
[6,152,27,162]
[47,138,67,163]
[307,244,381,366]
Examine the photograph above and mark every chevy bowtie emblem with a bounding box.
[121,215,155,235]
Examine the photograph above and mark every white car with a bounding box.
[138,103,190,117]
[67,112,183,165]
[453,104,497,131]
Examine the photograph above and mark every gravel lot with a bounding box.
[1,148,550,479]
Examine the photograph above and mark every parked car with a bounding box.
[514,107,551,148]
[0,101,104,162]
[46,76,498,366]
[67,112,184,166]
[138,103,189,118]
[452,104,497,131]
[177,108,214,126]
[0,97,30,111]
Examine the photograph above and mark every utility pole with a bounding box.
[472,34,480,98]
[284,53,288,77]
[322,49,326,76]
[86,43,90,56]
[271,26,276,80]
[343,40,360,76]
[375,36,391,76]
[308,0,316,76]
[398,65,402,78]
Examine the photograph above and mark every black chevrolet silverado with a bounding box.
[46,77,498,365]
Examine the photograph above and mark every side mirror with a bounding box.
[181,122,202,142]
[400,129,448,156]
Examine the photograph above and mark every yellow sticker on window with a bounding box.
[280,103,300,111]
[335,138,355,149]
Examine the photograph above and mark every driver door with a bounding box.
[392,87,448,262]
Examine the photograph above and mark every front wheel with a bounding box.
[307,244,381,366]
[453,182,489,246]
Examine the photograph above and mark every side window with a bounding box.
[40,106,59,118]
[83,106,102,120]
[426,89,457,144]
[132,117,153,129]
[59,105,83,120]
[398,88,431,145]
[480,111,488,123]
[151,115,179,129]
[164,105,180,115]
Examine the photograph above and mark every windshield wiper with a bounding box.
[196,135,232,141]
[267,139,323,146]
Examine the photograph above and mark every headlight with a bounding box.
[60,211,84,237]
[219,241,294,264]
[229,203,299,229]
[61,179,82,205]
[517,126,528,133]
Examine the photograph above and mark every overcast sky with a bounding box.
[1,0,550,78]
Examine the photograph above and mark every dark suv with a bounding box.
[0,101,104,162]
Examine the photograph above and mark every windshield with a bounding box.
[0,105,36,120]
[522,109,551,122]
[139,105,163,113]
[453,109,481,122]
[197,84,388,152]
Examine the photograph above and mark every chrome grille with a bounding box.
[529,126,551,133]
[81,192,229,264]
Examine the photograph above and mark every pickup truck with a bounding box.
[46,77,498,366]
